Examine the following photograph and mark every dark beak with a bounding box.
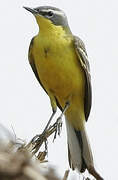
[23,6,38,15]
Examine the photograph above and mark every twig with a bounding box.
[19,122,58,162]
[62,170,70,180]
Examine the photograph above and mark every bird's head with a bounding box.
[24,6,71,34]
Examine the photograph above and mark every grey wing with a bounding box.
[74,36,92,121]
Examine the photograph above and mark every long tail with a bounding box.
[65,118,93,173]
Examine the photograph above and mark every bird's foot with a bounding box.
[31,132,48,154]
[53,116,63,141]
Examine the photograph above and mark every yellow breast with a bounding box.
[32,29,85,106]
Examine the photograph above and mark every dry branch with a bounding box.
[0,123,103,180]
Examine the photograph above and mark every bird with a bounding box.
[24,6,103,179]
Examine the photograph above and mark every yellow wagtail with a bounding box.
[24,6,103,179]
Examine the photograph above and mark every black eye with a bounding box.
[47,11,54,17]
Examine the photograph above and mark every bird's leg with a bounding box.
[29,109,57,155]
[30,95,57,154]
[31,109,57,143]
[53,101,70,141]
[43,109,57,134]
[31,94,57,143]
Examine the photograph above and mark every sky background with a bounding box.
[0,0,118,179]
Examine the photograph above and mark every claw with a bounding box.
[31,134,40,143]
[30,132,48,155]
[53,117,63,141]
[57,117,63,135]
